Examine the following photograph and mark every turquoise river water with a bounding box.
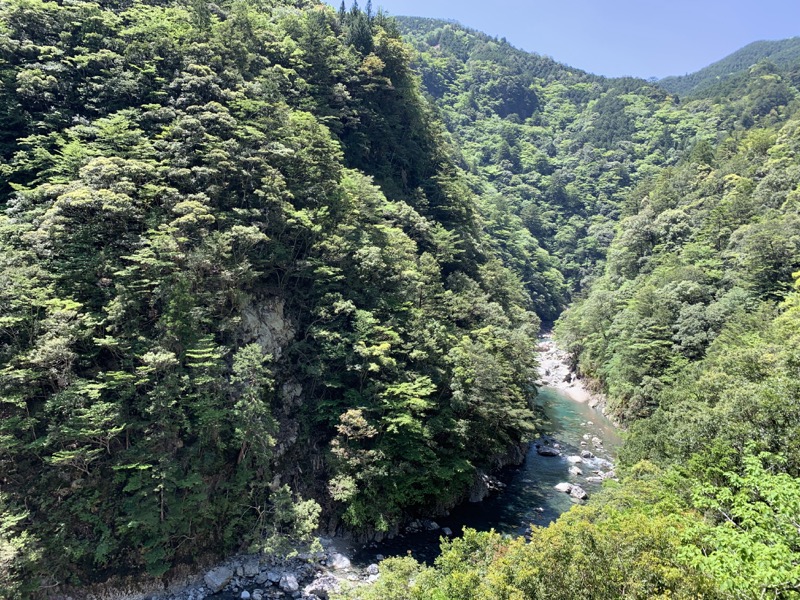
[353,386,622,565]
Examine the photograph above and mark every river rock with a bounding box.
[366,564,379,576]
[279,574,299,593]
[442,527,453,536]
[581,450,594,459]
[602,470,616,479]
[566,455,583,464]
[204,566,234,593]
[570,485,589,500]
[240,591,251,600]
[554,482,573,493]
[305,574,339,599]
[537,446,560,457]
[586,476,603,483]
[266,571,282,584]
[569,466,583,476]
[328,552,351,570]
[243,560,260,578]
[406,519,423,532]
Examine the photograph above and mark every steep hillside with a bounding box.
[0,1,549,593]
[660,36,800,97]
[3,4,800,598]
[336,18,800,600]
[396,18,800,310]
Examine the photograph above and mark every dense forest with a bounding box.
[1,1,799,598]
[0,1,548,593]
[344,17,800,600]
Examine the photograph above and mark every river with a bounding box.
[352,385,621,565]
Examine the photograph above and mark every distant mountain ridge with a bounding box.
[659,37,800,97]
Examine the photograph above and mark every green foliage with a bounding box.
[660,38,800,98]
[4,1,800,595]
[0,0,545,589]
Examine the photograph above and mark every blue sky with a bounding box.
[325,0,800,79]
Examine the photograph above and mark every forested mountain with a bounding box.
[339,16,800,600]
[660,36,800,97]
[0,1,547,593]
[396,17,707,303]
[2,2,800,598]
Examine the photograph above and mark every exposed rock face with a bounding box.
[241,298,295,359]
[469,472,506,502]
[204,566,234,593]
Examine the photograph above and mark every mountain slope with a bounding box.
[336,17,800,600]
[660,36,800,97]
[0,2,548,592]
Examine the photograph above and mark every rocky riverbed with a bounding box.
[536,333,607,411]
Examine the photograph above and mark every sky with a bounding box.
[324,0,800,79]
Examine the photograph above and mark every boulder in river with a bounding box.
[568,466,583,476]
[537,446,560,457]
[566,455,583,464]
[266,570,282,584]
[570,485,589,500]
[581,450,594,459]
[554,482,573,493]
[243,560,259,578]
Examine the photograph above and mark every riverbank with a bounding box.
[52,540,374,600]
[536,333,606,410]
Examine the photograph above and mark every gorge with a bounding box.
[1,1,800,598]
